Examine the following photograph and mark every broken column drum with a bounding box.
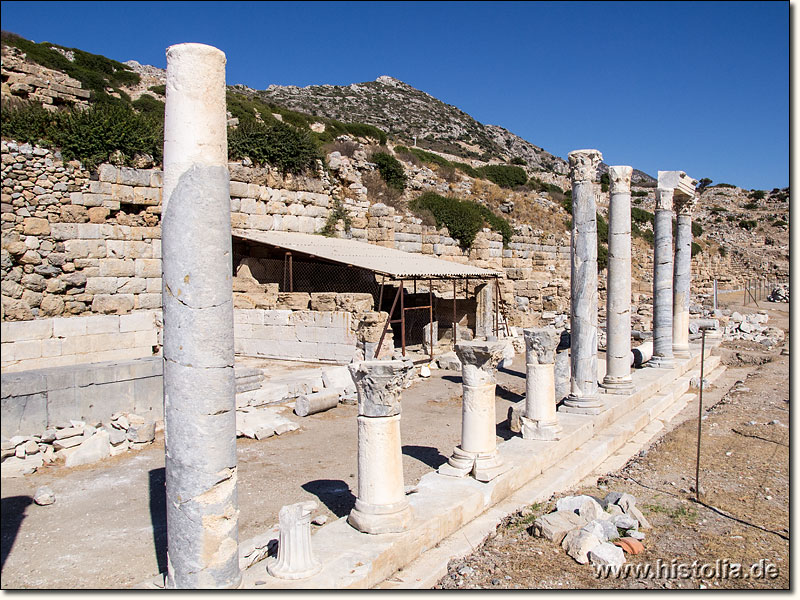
[267,501,322,580]
[161,43,241,589]
[439,340,508,481]
[521,328,562,440]
[673,194,698,358]
[476,281,494,339]
[601,166,634,392]
[347,360,414,534]
[561,149,605,413]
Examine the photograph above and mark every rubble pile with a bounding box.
[767,284,789,303]
[722,311,785,348]
[0,412,157,478]
[531,492,650,568]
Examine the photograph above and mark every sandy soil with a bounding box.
[436,299,789,590]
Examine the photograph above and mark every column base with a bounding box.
[347,499,413,534]
[599,376,634,395]
[438,446,508,482]
[267,556,322,581]
[646,355,675,369]
[520,416,561,440]
[559,394,605,414]
[672,345,691,359]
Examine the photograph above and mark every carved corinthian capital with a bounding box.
[674,194,698,216]
[608,166,633,194]
[655,187,674,211]
[568,149,603,183]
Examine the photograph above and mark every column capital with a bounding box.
[348,360,413,417]
[655,187,674,211]
[568,149,603,183]
[455,340,507,385]
[523,327,560,364]
[608,165,633,194]
[674,194,698,216]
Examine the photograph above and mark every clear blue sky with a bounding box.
[1,1,789,189]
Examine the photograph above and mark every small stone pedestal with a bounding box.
[439,341,508,482]
[267,501,321,580]
[347,360,413,534]
[521,328,562,440]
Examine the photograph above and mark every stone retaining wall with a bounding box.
[1,310,160,372]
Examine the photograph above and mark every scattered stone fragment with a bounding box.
[311,515,328,526]
[562,529,602,564]
[40,429,57,443]
[1,454,43,478]
[627,530,645,540]
[458,566,474,576]
[589,542,627,566]
[65,430,111,468]
[611,514,638,530]
[34,486,56,506]
[126,421,155,443]
[108,428,127,446]
[625,504,651,529]
[55,427,83,440]
[274,423,299,435]
[53,435,84,450]
[23,439,39,454]
[532,510,589,543]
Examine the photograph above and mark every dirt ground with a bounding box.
[436,297,789,590]
[1,341,527,588]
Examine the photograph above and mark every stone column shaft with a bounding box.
[476,281,494,339]
[162,43,240,589]
[672,198,696,358]
[347,360,413,534]
[267,501,321,580]
[521,328,561,440]
[439,341,507,481]
[650,187,675,367]
[561,149,604,413]
[601,166,634,392]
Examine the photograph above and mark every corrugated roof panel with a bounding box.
[232,229,502,279]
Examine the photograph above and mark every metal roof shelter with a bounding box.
[231,229,506,360]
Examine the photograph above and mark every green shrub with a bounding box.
[341,122,387,145]
[691,221,703,237]
[148,84,166,96]
[597,243,608,272]
[409,192,512,248]
[228,119,319,175]
[600,172,609,193]
[711,183,736,189]
[748,189,765,200]
[631,190,649,197]
[719,245,728,256]
[691,241,702,257]
[477,164,528,188]
[510,156,527,166]
[131,94,164,116]
[738,219,757,231]
[394,145,451,168]
[452,161,480,178]
[371,152,406,191]
[320,197,352,237]
[1,101,163,168]
[631,207,654,225]
[528,177,564,196]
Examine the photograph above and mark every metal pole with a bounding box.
[378,274,385,311]
[400,280,406,356]
[452,279,457,349]
[429,279,434,363]
[289,252,293,292]
[694,329,707,502]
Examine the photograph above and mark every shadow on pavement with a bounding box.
[402,444,449,469]
[302,479,356,518]
[1,495,33,571]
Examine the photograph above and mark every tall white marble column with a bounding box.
[439,340,507,481]
[673,192,698,358]
[347,360,414,534]
[162,43,241,589]
[561,149,605,413]
[600,166,634,392]
[521,328,562,440]
[649,171,695,368]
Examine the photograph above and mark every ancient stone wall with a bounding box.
[1,46,91,110]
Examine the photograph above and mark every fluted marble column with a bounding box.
[600,166,634,393]
[268,501,321,580]
[439,340,507,481]
[162,43,240,589]
[347,360,414,534]
[673,193,698,358]
[521,328,562,440]
[561,149,605,414]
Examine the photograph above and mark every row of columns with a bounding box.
[160,43,702,585]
